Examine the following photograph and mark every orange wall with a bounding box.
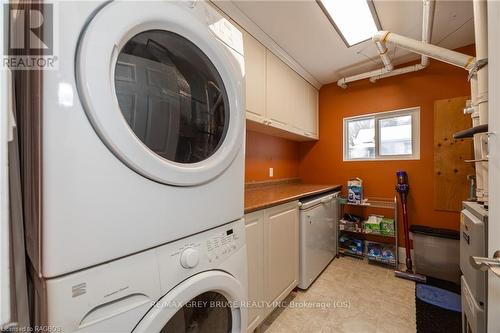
[299,45,475,240]
[245,130,300,182]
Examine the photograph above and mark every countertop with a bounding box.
[244,180,342,214]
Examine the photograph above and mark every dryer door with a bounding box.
[133,271,246,333]
[77,1,244,186]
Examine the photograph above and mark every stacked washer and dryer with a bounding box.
[25,1,247,331]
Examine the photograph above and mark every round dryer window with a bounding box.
[132,271,245,333]
[114,30,229,164]
[160,291,232,333]
[76,1,244,186]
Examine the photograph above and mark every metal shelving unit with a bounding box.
[338,196,399,267]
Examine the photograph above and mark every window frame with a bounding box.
[343,107,421,162]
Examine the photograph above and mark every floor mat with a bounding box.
[415,277,462,333]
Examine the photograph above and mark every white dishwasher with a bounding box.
[298,191,340,289]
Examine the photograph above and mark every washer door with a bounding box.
[133,271,246,333]
[77,1,243,186]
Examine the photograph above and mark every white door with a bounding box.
[263,202,299,313]
[77,1,244,186]
[115,53,181,160]
[487,2,500,332]
[0,9,11,325]
[133,271,246,333]
[244,211,264,332]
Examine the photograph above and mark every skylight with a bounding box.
[318,0,380,47]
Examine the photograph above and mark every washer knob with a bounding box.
[180,248,199,269]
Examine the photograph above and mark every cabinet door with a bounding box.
[290,76,311,136]
[243,31,266,123]
[306,83,319,137]
[244,211,264,332]
[263,201,299,314]
[265,51,294,129]
[290,72,307,133]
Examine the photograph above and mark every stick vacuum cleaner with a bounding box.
[394,171,426,283]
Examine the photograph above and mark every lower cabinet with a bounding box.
[244,210,264,332]
[244,201,299,332]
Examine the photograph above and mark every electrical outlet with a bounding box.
[269,167,274,178]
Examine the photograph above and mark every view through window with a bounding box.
[344,108,420,161]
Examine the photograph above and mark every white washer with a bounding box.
[28,0,245,278]
[37,219,247,332]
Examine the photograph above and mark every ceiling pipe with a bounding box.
[470,0,488,204]
[420,0,435,67]
[373,31,475,70]
[337,0,435,88]
[374,40,394,71]
[337,67,391,88]
[370,0,434,82]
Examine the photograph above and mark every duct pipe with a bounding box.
[337,0,434,87]
[370,63,426,82]
[420,0,435,67]
[472,0,488,204]
[337,67,391,88]
[371,0,435,82]
[373,31,475,70]
[374,41,394,71]
[468,75,485,201]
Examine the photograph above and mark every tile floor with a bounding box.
[261,256,416,333]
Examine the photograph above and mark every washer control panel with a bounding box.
[157,219,245,293]
[206,228,239,263]
[166,219,244,271]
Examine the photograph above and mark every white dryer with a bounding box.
[36,219,248,332]
[27,0,245,278]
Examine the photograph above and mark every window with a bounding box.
[317,0,381,47]
[344,107,420,161]
[114,30,229,164]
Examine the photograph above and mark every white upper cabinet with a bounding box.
[242,32,319,141]
[266,51,295,128]
[305,82,319,136]
[242,30,266,123]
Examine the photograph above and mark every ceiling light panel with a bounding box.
[318,0,381,47]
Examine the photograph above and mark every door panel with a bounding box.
[243,31,266,121]
[306,83,319,136]
[264,202,299,307]
[116,54,181,159]
[0,22,11,326]
[244,211,264,332]
[300,201,336,288]
[266,51,293,126]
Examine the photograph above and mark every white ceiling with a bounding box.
[225,0,475,85]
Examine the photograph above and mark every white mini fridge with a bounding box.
[298,192,340,289]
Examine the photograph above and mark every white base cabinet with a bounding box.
[244,201,299,332]
[244,210,265,332]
